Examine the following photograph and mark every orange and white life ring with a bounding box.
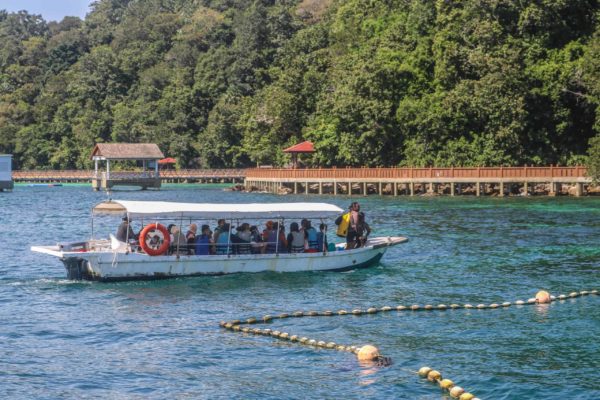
[139,223,170,256]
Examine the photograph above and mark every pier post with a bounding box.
[318,182,323,195]
[393,182,398,197]
[333,181,337,196]
[378,181,382,195]
[410,182,415,196]
[362,182,367,196]
[428,182,434,194]
[450,183,455,196]
[294,182,298,194]
[524,182,529,196]
[575,183,583,197]
[499,182,505,197]
[549,182,556,196]
[476,182,480,197]
[305,182,309,194]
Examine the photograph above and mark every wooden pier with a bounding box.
[12,169,246,184]
[244,166,593,197]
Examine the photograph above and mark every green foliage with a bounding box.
[588,135,600,183]
[0,1,597,169]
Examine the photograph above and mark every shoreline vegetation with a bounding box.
[0,1,598,181]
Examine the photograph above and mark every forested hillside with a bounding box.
[0,0,598,169]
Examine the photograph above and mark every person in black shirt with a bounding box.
[116,215,137,242]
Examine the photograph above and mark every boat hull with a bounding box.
[32,236,407,282]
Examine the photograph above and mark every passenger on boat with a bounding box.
[148,234,162,249]
[287,222,305,253]
[170,225,187,255]
[234,223,252,255]
[263,221,287,254]
[345,202,361,249]
[116,215,137,242]
[215,223,231,255]
[195,225,214,256]
[186,224,197,255]
[316,223,328,252]
[302,219,319,251]
[213,219,226,244]
[250,225,265,254]
[355,212,371,248]
[275,222,288,253]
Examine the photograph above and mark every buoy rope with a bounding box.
[219,289,597,399]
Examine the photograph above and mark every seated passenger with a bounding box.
[148,234,161,250]
[195,225,214,256]
[275,222,288,253]
[263,221,277,254]
[234,223,252,255]
[250,225,265,254]
[170,226,187,255]
[302,219,319,251]
[215,223,231,255]
[316,223,328,252]
[186,224,197,255]
[287,222,305,253]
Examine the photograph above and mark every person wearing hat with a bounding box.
[234,223,252,255]
[116,215,137,242]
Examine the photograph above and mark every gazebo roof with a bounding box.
[283,141,315,153]
[91,143,164,160]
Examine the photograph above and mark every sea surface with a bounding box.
[0,184,598,399]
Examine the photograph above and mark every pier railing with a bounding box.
[245,166,587,180]
[12,166,588,182]
[13,169,246,181]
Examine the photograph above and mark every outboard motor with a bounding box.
[63,258,88,280]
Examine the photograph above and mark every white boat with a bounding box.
[31,200,408,282]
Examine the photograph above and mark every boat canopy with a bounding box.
[93,200,344,219]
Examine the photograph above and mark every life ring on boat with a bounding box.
[139,223,170,256]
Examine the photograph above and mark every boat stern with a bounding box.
[31,244,98,280]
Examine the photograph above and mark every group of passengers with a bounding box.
[174,219,330,256]
[116,201,370,256]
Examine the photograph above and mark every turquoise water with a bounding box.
[0,185,598,399]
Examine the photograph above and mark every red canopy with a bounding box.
[158,157,177,164]
[283,141,315,153]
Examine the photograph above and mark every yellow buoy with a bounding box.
[459,393,475,400]
[357,345,380,362]
[427,370,442,382]
[439,378,454,389]
[418,367,432,377]
[535,290,551,304]
[449,386,465,398]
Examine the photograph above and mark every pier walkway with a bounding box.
[245,166,592,196]
[12,169,246,184]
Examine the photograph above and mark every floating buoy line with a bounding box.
[219,289,597,399]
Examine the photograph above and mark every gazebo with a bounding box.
[283,141,315,169]
[91,143,164,191]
